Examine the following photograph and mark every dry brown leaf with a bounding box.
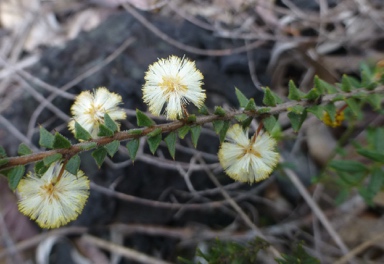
[0,0,62,51]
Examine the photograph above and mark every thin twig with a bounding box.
[122,3,266,56]
[26,37,136,140]
[335,231,384,264]
[0,115,39,152]
[0,55,39,80]
[0,227,87,260]
[82,234,172,264]
[0,211,23,264]
[91,182,240,210]
[282,157,352,260]
[197,156,282,259]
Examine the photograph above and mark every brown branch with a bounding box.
[0,85,383,171]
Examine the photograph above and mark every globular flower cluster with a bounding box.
[68,87,126,138]
[16,55,281,229]
[218,124,280,183]
[142,55,206,120]
[17,162,90,229]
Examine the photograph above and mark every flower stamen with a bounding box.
[17,162,90,229]
[218,124,279,183]
[160,76,188,95]
[142,55,205,120]
[68,87,126,139]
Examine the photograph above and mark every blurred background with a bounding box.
[0,0,384,263]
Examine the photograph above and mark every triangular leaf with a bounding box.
[314,75,337,94]
[360,63,373,77]
[288,105,305,114]
[165,132,177,159]
[288,111,307,132]
[136,109,155,127]
[34,161,49,175]
[213,120,224,134]
[147,132,162,155]
[0,146,6,158]
[214,106,226,116]
[366,93,382,110]
[18,143,32,156]
[219,121,230,143]
[104,113,118,132]
[0,158,8,167]
[147,128,162,138]
[241,117,253,129]
[244,98,257,111]
[361,73,375,89]
[178,126,190,139]
[331,94,346,102]
[53,132,72,149]
[104,140,120,157]
[39,126,54,149]
[304,88,321,101]
[65,154,81,175]
[43,153,62,166]
[288,80,304,100]
[186,114,196,123]
[36,160,52,174]
[235,87,249,108]
[198,105,209,115]
[92,148,107,168]
[263,115,277,134]
[190,126,201,148]
[74,122,92,141]
[126,139,139,161]
[5,165,25,190]
[234,114,248,122]
[323,103,336,122]
[270,121,283,139]
[98,124,114,137]
[345,98,361,118]
[360,63,373,87]
[341,74,352,92]
[262,87,276,106]
[307,105,324,120]
[263,87,283,106]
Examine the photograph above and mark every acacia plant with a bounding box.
[0,55,383,258]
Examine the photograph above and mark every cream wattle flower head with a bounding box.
[218,124,280,183]
[68,87,126,138]
[17,162,90,229]
[142,55,206,120]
